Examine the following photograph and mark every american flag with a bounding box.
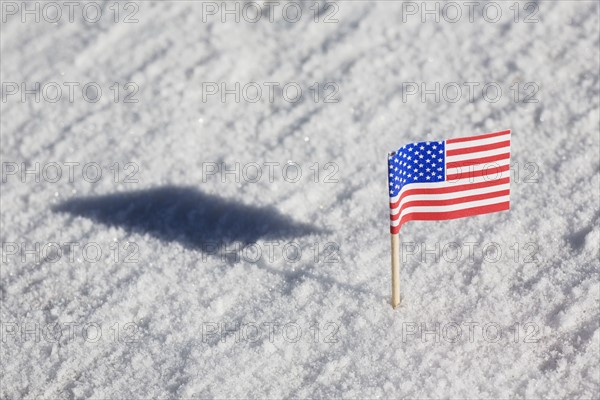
[388,130,511,234]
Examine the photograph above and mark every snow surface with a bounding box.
[1,0,599,398]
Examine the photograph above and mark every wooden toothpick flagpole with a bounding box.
[391,232,401,308]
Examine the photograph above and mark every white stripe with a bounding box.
[446,132,511,150]
[390,183,510,214]
[445,146,511,163]
[389,169,510,203]
[390,195,510,226]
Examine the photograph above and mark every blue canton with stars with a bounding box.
[388,140,446,197]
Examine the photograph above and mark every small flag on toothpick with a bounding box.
[387,129,511,309]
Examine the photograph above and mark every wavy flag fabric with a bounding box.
[388,130,511,234]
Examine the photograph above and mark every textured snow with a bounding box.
[1,1,599,398]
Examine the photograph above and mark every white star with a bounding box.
[426,176,431,180]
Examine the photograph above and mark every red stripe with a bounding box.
[446,130,510,144]
[389,177,510,209]
[389,201,510,234]
[446,140,510,156]
[390,188,509,218]
[399,189,509,210]
[446,164,509,182]
[446,152,510,168]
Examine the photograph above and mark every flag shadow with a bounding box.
[52,186,324,250]
[51,186,378,300]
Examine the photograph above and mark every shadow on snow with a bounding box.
[52,185,324,250]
